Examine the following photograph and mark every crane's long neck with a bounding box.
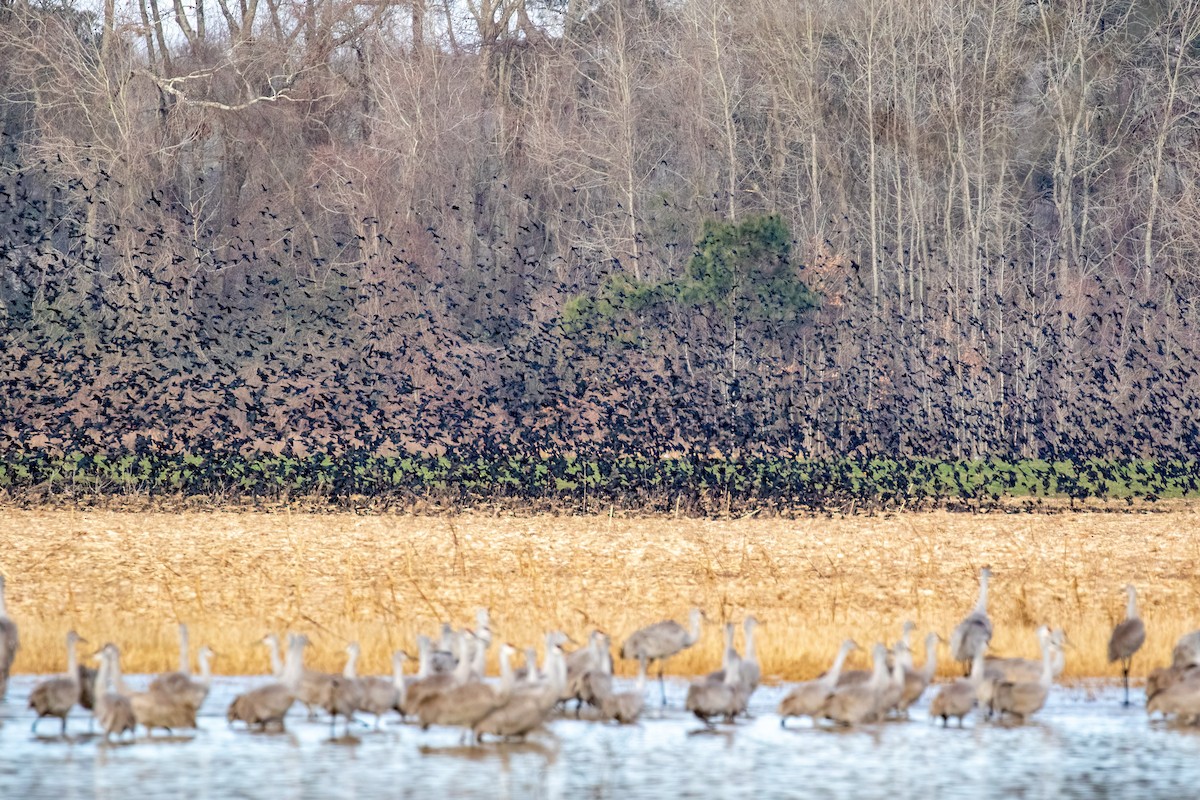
[891,652,905,686]
[1039,636,1053,688]
[197,649,213,687]
[499,647,515,695]
[548,646,567,695]
[744,623,757,662]
[66,636,79,685]
[392,653,407,687]
[475,609,492,646]
[921,635,939,682]
[967,648,986,687]
[724,654,742,687]
[1127,587,1139,621]
[1051,641,1065,677]
[870,648,889,690]
[344,647,359,679]
[686,610,702,647]
[266,637,283,678]
[472,634,488,678]
[825,643,854,687]
[453,639,474,683]
[109,648,131,696]
[178,624,191,676]
[974,572,990,615]
[721,624,735,670]
[0,579,8,619]
[94,655,113,713]
[283,641,305,688]
[417,637,432,679]
[393,653,408,706]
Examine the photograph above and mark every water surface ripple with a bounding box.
[0,677,1194,799]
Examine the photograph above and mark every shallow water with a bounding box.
[0,676,1195,799]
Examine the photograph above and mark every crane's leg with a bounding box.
[1123,662,1131,706]
[657,661,667,706]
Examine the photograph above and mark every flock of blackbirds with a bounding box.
[4,130,1200,491]
[5,569,1200,745]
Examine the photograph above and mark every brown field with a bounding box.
[2,508,1199,682]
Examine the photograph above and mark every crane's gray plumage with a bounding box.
[822,643,891,726]
[898,633,940,716]
[685,650,745,726]
[1173,630,1200,669]
[228,634,305,731]
[92,646,135,742]
[0,574,19,702]
[950,567,993,675]
[29,630,85,734]
[1146,670,1200,724]
[474,644,565,741]
[106,643,200,736]
[151,645,214,711]
[621,608,704,705]
[929,647,987,727]
[778,639,857,727]
[991,627,1054,723]
[1108,585,1146,706]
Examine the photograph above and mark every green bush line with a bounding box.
[0,451,1197,506]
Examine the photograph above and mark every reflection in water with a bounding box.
[0,677,1198,799]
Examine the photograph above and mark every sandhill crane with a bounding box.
[150,645,214,711]
[705,623,738,683]
[950,566,993,675]
[287,634,336,718]
[1146,670,1200,724]
[839,620,911,686]
[0,574,19,702]
[621,608,704,705]
[105,643,199,736]
[1173,630,1200,668]
[778,639,858,728]
[991,627,1054,723]
[822,643,890,726]
[898,633,940,716]
[344,642,400,728]
[227,634,305,731]
[473,644,567,742]
[1108,585,1146,706]
[415,636,517,733]
[91,647,135,742]
[929,647,987,727]
[1147,663,1200,707]
[567,631,611,714]
[685,650,745,727]
[29,630,85,734]
[314,640,370,735]
[407,633,477,712]
[985,627,1067,684]
[596,663,646,725]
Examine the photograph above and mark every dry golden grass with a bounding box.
[2,509,1199,682]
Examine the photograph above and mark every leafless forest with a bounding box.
[2,0,1200,463]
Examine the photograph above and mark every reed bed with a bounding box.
[2,509,1198,682]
